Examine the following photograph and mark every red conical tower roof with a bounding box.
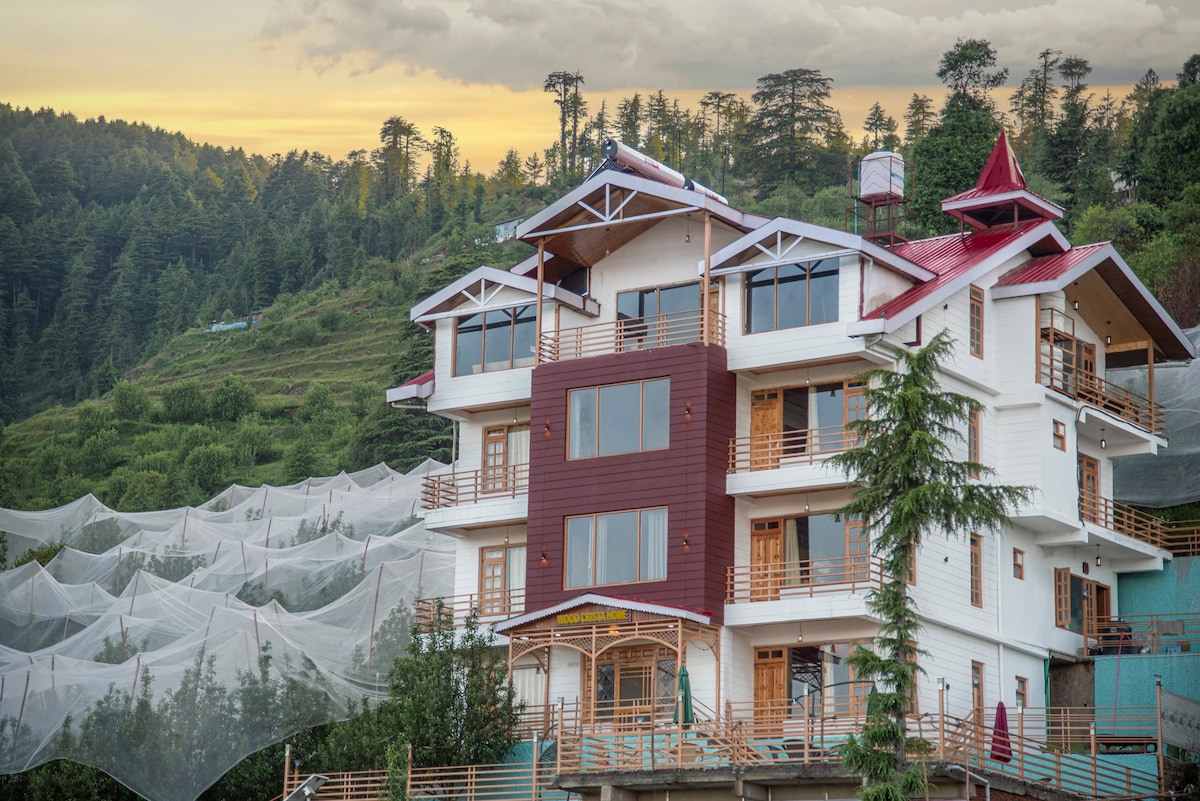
[975,130,1026,192]
[941,131,1062,230]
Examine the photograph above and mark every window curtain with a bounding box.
[507,546,526,612]
[641,509,667,581]
[783,517,802,585]
[508,426,530,488]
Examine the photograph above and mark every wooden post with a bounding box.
[938,682,946,760]
[283,743,292,799]
[535,239,545,364]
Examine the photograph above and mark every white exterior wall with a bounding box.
[862,260,915,312]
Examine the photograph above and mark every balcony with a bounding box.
[727,425,855,473]
[1039,311,1164,436]
[1085,612,1200,655]
[727,555,884,604]
[537,309,724,363]
[413,589,526,626]
[421,464,528,510]
[1079,490,1170,550]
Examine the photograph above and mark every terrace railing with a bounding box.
[421,464,529,509]
[413,589,526,626]
[726,555,885,604]
[538,310,724,363]
[727,424,856,473]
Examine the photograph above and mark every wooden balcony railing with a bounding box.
[1079,490,1170,548]
[1038,349,1164,435]
[413,589,526,625]
[421,464,528,509]
[1163,519,1200,557]
[297,702,1161,801]
[727,424,856,473]
[727,556,885,604]
[1085,612,1200,655]
[549,700,1160,798]
[538,309,724,363]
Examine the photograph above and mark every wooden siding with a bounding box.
[526,341,736,623]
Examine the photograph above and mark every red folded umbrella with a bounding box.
[990,700,1012,762]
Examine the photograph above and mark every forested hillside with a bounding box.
[1,41,1199,511]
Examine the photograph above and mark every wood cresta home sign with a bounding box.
[555,608,630,626]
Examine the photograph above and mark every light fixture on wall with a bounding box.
[683,401,692,421]
[1100,428,1107,449]
[797,625,804,642]
[682,532,690,551]
[804,494,810,513]
[540,551,547,565]
[1095,545,1102,567]
[1073,299,1080,311]
[544,419,552,438]
[685,214,692,244]
[1106,321,1112,346]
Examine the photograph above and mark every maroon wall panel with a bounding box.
[526,342,735,623]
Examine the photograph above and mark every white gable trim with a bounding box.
[410,265,595,325]
[711,217,934,282]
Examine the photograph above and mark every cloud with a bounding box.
[259,0,1200,91]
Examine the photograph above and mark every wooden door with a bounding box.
[845,519,869,583]
[971,661,985,720]
[479,546,507,615]
[843,381,867,447]
[750,520,783,601]
[1077,341,1097,394]
[754,648,788,731]
[750,389,782,469]
[482,425,509,493]
[1079,454,1100,523]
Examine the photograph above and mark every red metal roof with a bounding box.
[861,227,1033,321]
[403,370,434,387]
[994,242,1109,287]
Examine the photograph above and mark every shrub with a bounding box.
[112,381,151,421]
[297,384,334,422]
[117,471,170,511]
[183,444,233,496]
[208,374,257,421]
[75,401,111,441]
[317,307,346,332]
[175,424,217,459]
[160,379,207,423]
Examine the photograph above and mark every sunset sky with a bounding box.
[2,0,1198,172]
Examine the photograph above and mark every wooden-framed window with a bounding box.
[969,285,984,358]
[1054,566,1111,634]
[971,661,985,718]
[565,507,667,588]
[745,258,840,333]
[1015,675,1028,710]
[568,378,669,459]
[479,543,527,615]
[1012,548,1025,580]
[454,304,536,376]
[970,534,983,607]
[1052,419,1066,451]
[967,407,980,478]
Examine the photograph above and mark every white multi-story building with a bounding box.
[385,135,1196,801]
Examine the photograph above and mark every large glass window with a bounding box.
[454,305,536,376]
[569,378,669,459]
[745,258,839,334]
[617,283,701,349]
[565,508,667,588]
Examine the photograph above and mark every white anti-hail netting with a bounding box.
[0,460,453,801]
[1112,325,1200,507]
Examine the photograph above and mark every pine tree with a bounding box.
[830,331,1030,795]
